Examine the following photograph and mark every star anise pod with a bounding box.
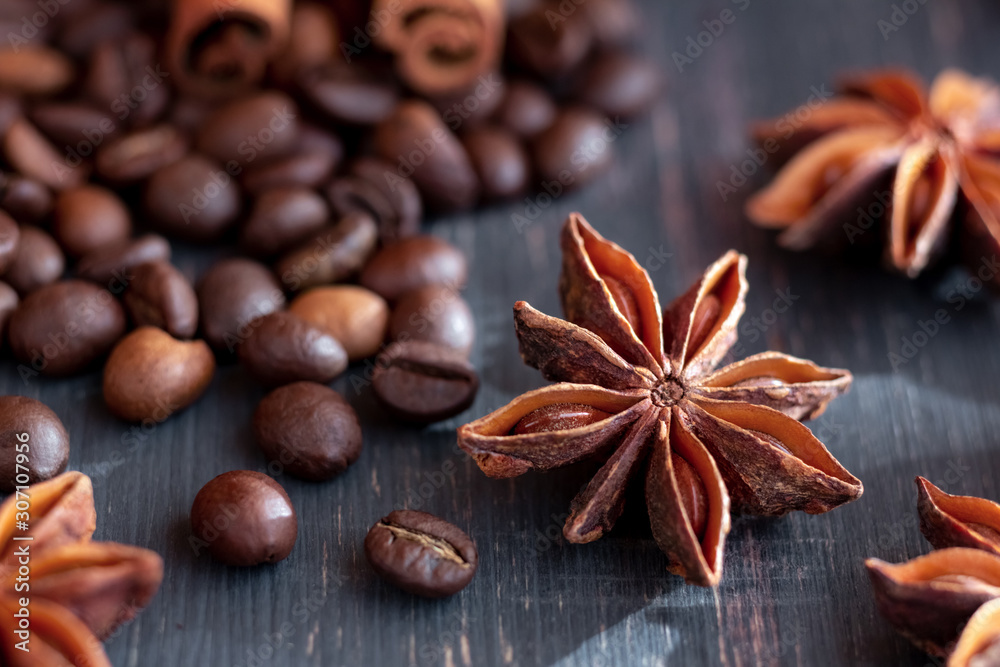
[0,472,163,667]
[458,213,862,586]
[746,68,1000,283]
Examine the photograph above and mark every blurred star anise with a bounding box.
[746,68,1000,283]
[458,213,862,586]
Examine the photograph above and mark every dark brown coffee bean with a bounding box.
[429,74,506,128]
[240,186,329,257]
[8,280,127,376]
[461,126,530,200]
[52,185,132,258]
[30,103,122,148]
[95,124,188,183]
[76,234,171,285]
[144,154,241,242]
[0,95,20,135]
[0,210,19,274]
[123,261,199,339]
[0,174,52,224]
[0,47,74,96]
[298,62,399,126]
[240,124,342,194]
[274,212,379,292]
[3,118,86,190]
[364,509,477,598]
[372,341,479,423]
[85,33,170,128]
[532,107,615,188]
[374,100,479,212]
[513,403,611,434]
[5,226,65,295]
[253,382,361,481]
[0,281,18,342]
[57,2,135,58]
[190,470,297,566]
[579,0,639,46]
[494,79,557,138]
[360,236,468,302]
[575,52,661,118]
[0,396,69,493]
[238,312,347,387]
[198,258,286,354]
[288,286,389,362]
[196,91,300,167]
[168,96,212,133]
[389,285,475,356]
[327,158,422,244]
[508,7,592,78]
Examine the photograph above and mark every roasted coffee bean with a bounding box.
[103,327,215,423]
[0,95,19,135]
[461,126,530,200]
[0,174,52,223]
[85,33,170,128]
[95,124,188,183]
[0,396,69,492]
[145,154,241,242]
[270,2,340,86]
[672,452,708,539]
[196,91,300,166]
[389,285,475,356]
[76,234,171,285]
[240,186,329,257]
[579,0,639,46]
[3,118,86,190]
[190,470,297,566]
[253,382,362,481]
[238,312,347,387]
[372,341,479,423]
[0,282,18,342]
[0,210,19,274]
[532,107,614,188]
[513,403,610,435]
[274,212,378,292]
[298,62,399,126]
[289,286,389,362]
[52,185,132,258]
[241,124,342,195]
[0,47,74,95]
[30,103,121,148]
[169,96,212,133]
[122,261,199,339]
[576,52,661,118]
[508,7,592,78]
[494,79,557,138]
[374,100,479,212]
[327,158,422,243]
[57,2,134,58]
[429,74,505,127]
[197,258,285,353]
[364,509,477,598]
[9,280,126,376]
[360,236,468,302]
[5,226,65,295]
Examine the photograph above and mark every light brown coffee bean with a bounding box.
[289,286,389,361]
[5,226,65,295]
[52,185,132,258]
[238,311,348,387]
[123,261,199,339]
[360,236,467,302]
[0,47,74,95]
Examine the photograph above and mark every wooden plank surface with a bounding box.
[6,0,1000,665]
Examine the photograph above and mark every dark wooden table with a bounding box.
[9,0,1000,665]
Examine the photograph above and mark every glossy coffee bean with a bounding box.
[253,382,362,481]
[532,107,615,188]
[122,261,199,339]
[8,280,127,377]
[196,91,300,167]
[0,282,18,342]
[240,124,341,194]
[389,285,475,356]
[364,509,477,598]
[3,118,86,190]
[326,157,422,244]
[240,186,329,257]
[0,396,69,492]
[461,126,530,200]
[52,185,132,258]
[274,212,378,292]
[103,327,215,423]
[360,236,468,302]
[0,46,74,95]
[145,154,241,242]
[288,286,389,362]
[30,103,121,148]
[299,62,399,126]
[508,7,592,78]
[0,210,19,274]
[95,124,188,184]
[5,226,65,295]
[575,52,661,118]
[372,341,479,423]
[190,470,297,566]
[76,234,171,285]
[0,175,53,224]
[85,33,170,128]
[238,311,347,387]
[197,259,285,354]
[494,79,557,138]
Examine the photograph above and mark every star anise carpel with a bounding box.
[458,213,862,586]
[746,68,1000,284]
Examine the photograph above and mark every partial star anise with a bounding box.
[458,213,862,586]
[0,472,163,667]
[746,68,1000,283]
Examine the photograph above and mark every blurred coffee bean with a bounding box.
[52,185,132,258]
[461,126,530,200]
[360,235,468,302]
[298,62,399,126]
[0,175,52,224]
[85,33,171,128]
[57,2,135,58]
[5,226,65,295]
[0,396,69,492]
[579,0,639,46]
[196,91,300,167]
[8,280,127,376]
[0,47,74,96]
[508,7,592,78]
[3,118,86,190]
[0,211,19,274]
[372,341,479,423]
[288,286,389,362]
[240,186,329,257]
[0,281,18,342]
[274,212,378,292]
[168,96,212,134]
[76,234,171,285]
[30,103,121,148]
[253,382,362,481]
[0,95,20,135]
[576,52,661,118]
[532,107,615,189]
[271,2,341,86]
[241,124,341,194]
[374,100,479,212]
[123,261,198,339]
[494,79,557,139]
[327,158,422,243]
[145,154,241,242]
[198,258,285,354]
[238,311,348,387]
[95,124,188,183]
[430,73,506,129]
[389,285,475,357]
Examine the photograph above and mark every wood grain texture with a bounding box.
[5,0,1000,665]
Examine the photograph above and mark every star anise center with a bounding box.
[650,376,686,407]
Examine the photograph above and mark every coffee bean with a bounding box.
[122,261,199,339]
[3,118,86,190]
[579,0,639,46]
[0,281,18,342]
[360,236,468,302]
[57,3,135,58]
[389,285,475,356]
[364,509,477,597]
[145,154,241,242]
[508,7,592,78]
[85,33,170,128]
[95,124,188,183]
[241,124,342,194]
[429,74,505,126]
[5,226,65,296]
[299,62,399,126]
[327,158,422,244]
[52,185,132,258]
[0,174,52,224]
[196,91,300,166]
[372,341,479,423]
[240,186,329,257]
[190,470,297,566]
[374,100,479,211]
[9,280,127,377]
[461,126,530,200]
[0,47,74,96]
[0,396,69,492]
[576,52,661,118]
[76,234,171,285]
[238,311,347,387]
[494,79,557,139]
[532,107,614,188]
[288,286,389,362]
[30,103,122,148]
[274,212,378,292]
[253,382,362,481]
[0,210,19,274]
[197,258,285,354]
[270,2,340,86]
